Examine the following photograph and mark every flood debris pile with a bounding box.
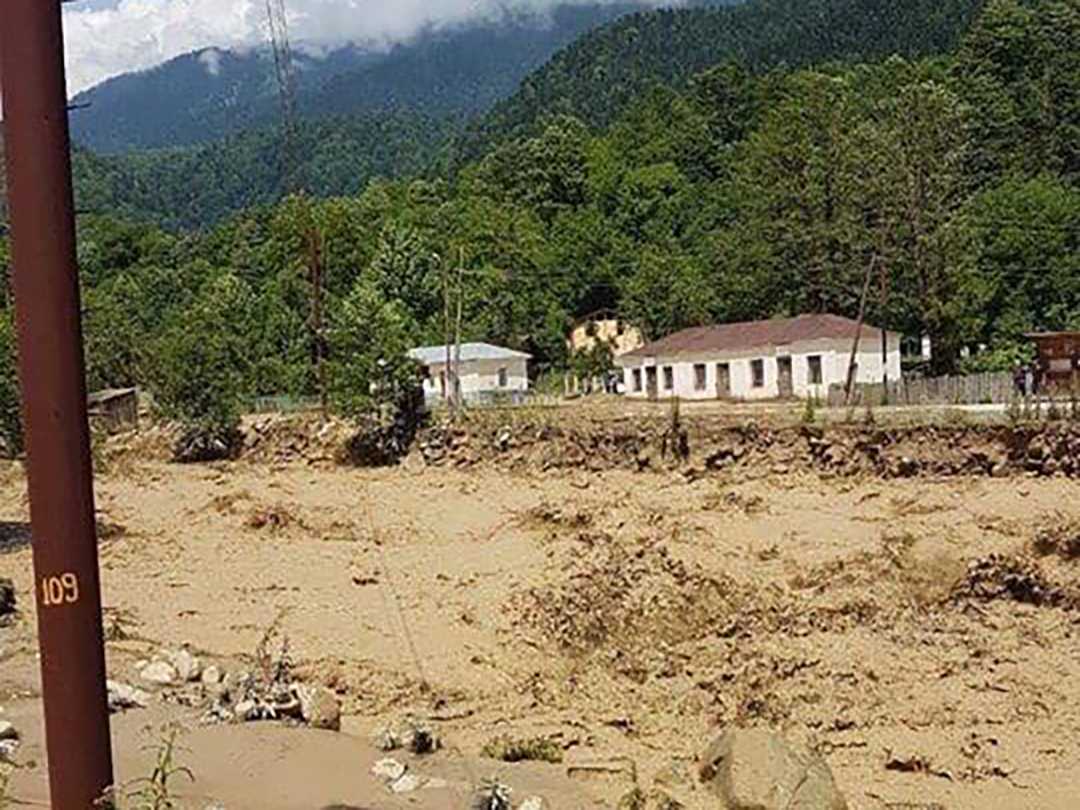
[1033,515,1080,560]
[515,535,748,656]
[131,640,341,731]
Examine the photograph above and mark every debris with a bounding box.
[474,779,513,810]
[168,648,203,682]
[1033,516,1080,560]
[0,578,15,621]
[956,553,1071,607]
[201,665,223,686]
[390,773,423,793]
[698,728,848,810]
[106,680,149,713]
[482,735,563,764]
[884,751,953,781]
[234,700,260,722]
[246,505,295,532]
[295,684,341,731]
[139,660,179,686]
[372,758,407,783]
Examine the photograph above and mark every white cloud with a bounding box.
[61,0,672,96]
[198,47,224,77]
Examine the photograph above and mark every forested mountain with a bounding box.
[463,0,989,155]
[68,112,459,231]
[68,2,653,154]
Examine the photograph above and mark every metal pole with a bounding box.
[0,2,115,807]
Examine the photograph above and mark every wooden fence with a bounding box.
[827,372,1016,408]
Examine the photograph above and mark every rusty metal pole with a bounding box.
[0,1,115,807]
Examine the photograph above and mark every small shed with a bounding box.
[87,388,138,433]
[1026,332,1080,391]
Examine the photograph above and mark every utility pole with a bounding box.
[880,261,890,405]
[308,228,327,418]
[844,254,878,407]
[439,254,455,415]
[0,1,115,806]
[454,247,465,411]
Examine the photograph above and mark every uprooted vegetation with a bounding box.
[481,735,564,764]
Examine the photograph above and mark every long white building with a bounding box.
[409,343,531,403]
[616,314,902,401]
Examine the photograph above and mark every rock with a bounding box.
[699,729,848,810]
[139,661,178,686]
[0,578,15,618]
[234,700,260,722]
[168,649,202,682]
[295,684,341,731]
[107,680,149,713]
[390,773,423,793]
[0,740,17,762]
[372,758,407,783]
[519,798,548,810]
[201,665,223,686]
[0,721,17,741]
[407,725,440,755]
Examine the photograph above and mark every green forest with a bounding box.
[0,0,1078,452]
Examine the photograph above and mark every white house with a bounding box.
[615,314,902,401]
[409,343,531,404]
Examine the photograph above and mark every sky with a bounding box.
[61,0,669,96]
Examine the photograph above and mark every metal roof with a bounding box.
[408,343,532,365]
[621,314,899,361]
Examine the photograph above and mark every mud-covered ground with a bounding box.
[1,409,1079,809]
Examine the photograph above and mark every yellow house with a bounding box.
[565,310,645,395]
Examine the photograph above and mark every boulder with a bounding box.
[168,648,202,682]
[0,721,17,741]
[106,680,149,713]
[699,729,847,810]
[295,684,341,731]
[139,661,178,686]
[372,758,407,783]
[201,665,223,686]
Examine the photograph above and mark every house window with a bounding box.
[662,366,674,391]
[498,367,509,388]
[751,359,765,388]
[632,369,642,392]
[807,355,823,385]
[694,364,707,391]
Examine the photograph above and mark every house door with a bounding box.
[777,356,794,398]
[716,363,731,399]
[645,367,658,400]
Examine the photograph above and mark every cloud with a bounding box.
[61,0,673,96]
[198,47,223,77]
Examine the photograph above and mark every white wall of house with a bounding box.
[618,335,902,401]
[421,357,529,401]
